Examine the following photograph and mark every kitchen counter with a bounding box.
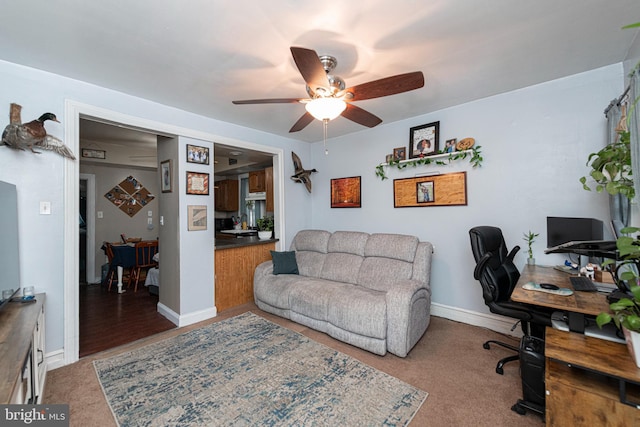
[215,236,278,249]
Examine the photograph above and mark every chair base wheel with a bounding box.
[483,342,491,350]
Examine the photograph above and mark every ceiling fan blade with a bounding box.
[340,71,424,102]
[232,98,304,105]
[289,112,315,133]
[341,103,383,128]
[290,46,330,94]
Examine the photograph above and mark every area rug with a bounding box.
[94,312,427,426]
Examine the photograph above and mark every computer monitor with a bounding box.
[546,216,604,248]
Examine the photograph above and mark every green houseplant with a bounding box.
[596,226,640,367]
[256,216,274,240]
[579,130,634,200]
[522,230,539,265]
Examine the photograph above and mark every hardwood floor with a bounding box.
[79,283,175,358]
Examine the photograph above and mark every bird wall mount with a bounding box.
[291,151,317,193]
[1,103,76,160]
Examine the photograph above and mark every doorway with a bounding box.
[64,101,285,365]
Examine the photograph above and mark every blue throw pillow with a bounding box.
[270,250,299,275]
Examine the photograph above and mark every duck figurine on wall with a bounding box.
[1,103,76,160]
[291,151,317,193]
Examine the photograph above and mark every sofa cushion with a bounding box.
[291,229,331,252]
[364,233,419,262]
[289,279,345,321]
[318,231,368,284]
[291,230,330,277]
[327,231,369,255]
[358,257,414,292]
[327,285,387,339]
[270,250,299,275]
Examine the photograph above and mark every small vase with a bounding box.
[258,231,272,240]
[527,258,535,266]
[622,327,640,368]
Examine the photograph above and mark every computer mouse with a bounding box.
[540,283,559,290]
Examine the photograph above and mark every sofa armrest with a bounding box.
[254,260,274,278]
[385,279,431,357]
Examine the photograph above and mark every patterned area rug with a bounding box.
[94,312,427,426]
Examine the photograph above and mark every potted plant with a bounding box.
[579,130,634,200]
[256,216,274,240]
[596,226,640,367]
[522,230,539,265]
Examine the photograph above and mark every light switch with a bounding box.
[160,216,164,226]
[40,201,51,215]
[147,217,153,225]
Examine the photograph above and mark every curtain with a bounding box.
[606,95,630,225]
[630,66,640,220]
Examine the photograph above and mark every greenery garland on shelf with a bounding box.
[375,146,483,180]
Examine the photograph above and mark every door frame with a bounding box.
[79,173,96,283]
[62,100,285,365]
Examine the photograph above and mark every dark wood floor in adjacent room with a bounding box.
[79,284,175,358]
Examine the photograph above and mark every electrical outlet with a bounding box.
[97,211,103,219]
[148,210,153,217]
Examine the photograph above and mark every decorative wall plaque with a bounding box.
[104,175,155,217]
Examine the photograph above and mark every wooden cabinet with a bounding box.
[249,170,266,193]
[1,294,47,404]
[265,166,274,213]
[545,328,640,426]
[215,241,275,312]
[214,179,239,212]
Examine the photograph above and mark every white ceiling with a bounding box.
[2,1,639,143]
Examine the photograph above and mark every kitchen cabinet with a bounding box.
[214,179,239,212]
[215,241,275,311]
[265,166,274,213]
[249,170,266,193]
[1,294,46,404]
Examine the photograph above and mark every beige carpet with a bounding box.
[45,303,544,426]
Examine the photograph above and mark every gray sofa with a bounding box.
[253,230,433,357]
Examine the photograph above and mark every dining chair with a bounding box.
[103,242,132,292]
[130,240,159,292]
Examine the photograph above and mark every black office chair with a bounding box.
[469,226,552,374]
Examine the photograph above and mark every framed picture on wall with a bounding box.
[331,176,361,208]
[186,171,209,195]
[160,160,172,193]
[186,144,210,165]
[409,121,439,158]
[187,205,208,231]
[416,181,435,203]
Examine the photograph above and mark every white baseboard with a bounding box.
[157,302,217,327]
[44,349,66,371]
[431,302,523,338]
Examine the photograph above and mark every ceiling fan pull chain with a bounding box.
[323,118,329,155]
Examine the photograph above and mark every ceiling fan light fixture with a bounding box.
[305,97,347,121]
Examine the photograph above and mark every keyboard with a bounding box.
[569,276,598,292]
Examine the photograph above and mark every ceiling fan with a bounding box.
[232,47,425,133]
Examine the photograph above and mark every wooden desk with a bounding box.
[545,327,640,425]
[512,265,610,332]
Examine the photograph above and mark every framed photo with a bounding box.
[81,148,106,159]
[385,154,394,163]
[186,171,209,195]
[393,147,407,161]
[416,181,435,203]
[444,138,457,153]
[187,205,208,231]
[409,121,439,158]
[160,160,172,193]
[186,144,210,165]
[331,176,361,208]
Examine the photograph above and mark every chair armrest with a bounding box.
[506,245,520,262]
[473,252,493,280]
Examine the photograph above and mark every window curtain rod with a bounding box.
[604,86,630,116]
